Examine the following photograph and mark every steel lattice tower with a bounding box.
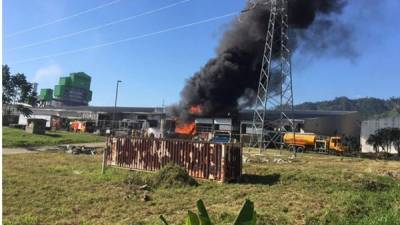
[250,0,295,151]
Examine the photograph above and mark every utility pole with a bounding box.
[112,80,122,131]
[250,0,295,154]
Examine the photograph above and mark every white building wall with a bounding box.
[18,114,52,128]
[361,116,400,154]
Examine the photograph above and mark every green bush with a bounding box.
[124,163,198,189]
[153,163,198,188]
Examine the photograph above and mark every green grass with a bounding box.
[2,127,105,148]
[3,149,400,224]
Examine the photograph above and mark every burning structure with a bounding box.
[18,0,363,150]
[171,0,354,148]
[176,0,352,120]
[18,104,360,148]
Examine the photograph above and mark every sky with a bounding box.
[3,0,400,107]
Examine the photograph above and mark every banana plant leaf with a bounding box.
[233,199,256,225]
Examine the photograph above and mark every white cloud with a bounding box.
[34,64,62,89]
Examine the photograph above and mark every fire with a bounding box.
[175,121,196,135]
[174,105,201,135]
[190,105,202,114]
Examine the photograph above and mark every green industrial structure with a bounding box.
[38,72,92,106]
[38,89,53,102]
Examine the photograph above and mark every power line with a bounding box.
[7,0,191,52]
[6,0,123,38]
[10,12,238,65]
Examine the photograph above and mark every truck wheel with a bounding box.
[297,147,304,153]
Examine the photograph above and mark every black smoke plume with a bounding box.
[175,0,352,120]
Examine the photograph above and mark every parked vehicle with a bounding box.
[283,132,346,154]
[70,120,95,133]
[211,131,231,143]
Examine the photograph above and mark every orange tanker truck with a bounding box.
[283,132,346,154]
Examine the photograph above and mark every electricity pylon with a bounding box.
[250,0,295,151]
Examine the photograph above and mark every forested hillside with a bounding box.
[295,97,400,119]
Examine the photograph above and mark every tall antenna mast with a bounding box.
[250,0,295,151]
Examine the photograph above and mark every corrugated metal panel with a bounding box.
[219,124,232,131]
[214,118,232,125]
[361,116,400,153]
[246,127,262,134]
[195,118,213,124]
[106,137,242,182]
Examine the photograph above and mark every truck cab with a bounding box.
[328,136,346,154]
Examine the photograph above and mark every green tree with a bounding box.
[2,65,14,104]
[342,136,360,152]
[2,65,36,117]
[376,128,393,153]
[390,128,400,156]
[295,96,400,119]
[366,134,383,153]
[367,127,400,155]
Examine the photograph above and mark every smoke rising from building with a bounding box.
[176,0,353,120]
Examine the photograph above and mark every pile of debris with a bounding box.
[243,153,296,164]
[59,145,98,155]
[242,154,269,164]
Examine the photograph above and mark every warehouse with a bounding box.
[238,110,360,137]
[19,106,165,130]
[19,106,361,142]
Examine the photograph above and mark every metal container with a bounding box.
[106,137,242,182]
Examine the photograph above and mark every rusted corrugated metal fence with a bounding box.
[106,137,242,182]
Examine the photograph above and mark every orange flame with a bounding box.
[175,121,196,135]
[190,105,202,114]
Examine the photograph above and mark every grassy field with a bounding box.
[3,149,400,225]
[2,127,105,148]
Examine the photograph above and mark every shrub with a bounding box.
[152,163,198,188]
[124,163,198,189]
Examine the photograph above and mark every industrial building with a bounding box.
[18,106,166,135]
[38,72,92,106]
[238,110,360,138]
[361,116,400,154]
[18,105,361,142]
